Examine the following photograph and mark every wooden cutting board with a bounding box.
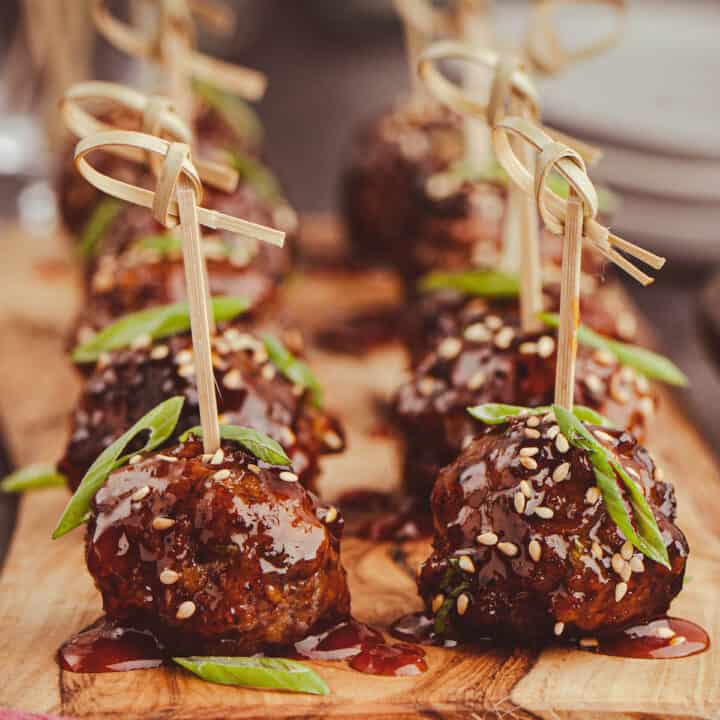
[0,216,718,720]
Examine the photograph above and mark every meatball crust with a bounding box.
[60,326,344,492]
[407,286,632,365]
[343,101,604,283]
[418,415,688,642]
[86,439,351,655]
[394,313,655,499]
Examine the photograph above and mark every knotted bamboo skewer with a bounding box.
[90,0,266,121]
[60,81,238,192]
[73,130,286,452]
[491,117,664,409]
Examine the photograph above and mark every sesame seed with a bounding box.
[621,541,634,560]
[150,344,170,360]
[610,381,630,405]
[324,506,338,524]
[210,449,225,465]
[519,342,537,355]
[438,337,462,360]
[323,431,343,450]
[611,553,625,575]
[176,601,196,620]
[620,563,632,582]
[636,375,650,393]
[283,428,298,446]
[591,541,603,559]
[514,492,526,513]
[212,469,231,481]
[485,315,503,330]
[519,447,539,457]
[593,349,616,367]
[638,397,655,417]
[418,377,437,397]
[456,593,470,616]
[247,463,261,475]
[520,456,538,470]
[617,312,637,339]
[156,454,177,463]
[175,349,193,366]
[528,539,542,562]
[554,622,565,636]
[129,454,143,465]
[656,626,676,639]
[458,555,475,573]
[520,480,533,498]
[160,569,180,585]
[669,635,686,647]
[468,370,486,390]
[615,582,628,602]
[494,327,515,349]
[223,369,243,390]
[477,532,498,546]
[585,374,605,395]
[585,486,601,504]
[178,363,195,378]
[524,428,541,440]
[461,435,473,449]
[131,333,152,350]
[464,323,490,343]
[152,516,175,531]
[535,506,554,519]
[553,462,570,483]
[498,542,518,557]
[555,433,570,454]
[546,425,560,440]
[279,471,299,482]
[580,637,599,649]
[655,465,665,481]
[261,364,277,381]
[594,430,615,445]
[201,454,213,463]
[537,336,555,358]
[543,411,556,423]
[131,486,150,502]
[97,351,111,368]
[526,416,540,428]
[629,555,645,573]
[432,594,445,613]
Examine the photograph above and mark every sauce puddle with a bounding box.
[593,617,710,660]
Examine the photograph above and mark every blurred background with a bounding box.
[0,0,718,550]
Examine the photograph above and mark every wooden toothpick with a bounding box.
[554,191,583,409]
[176,178,220,452]
[159,0,194,123]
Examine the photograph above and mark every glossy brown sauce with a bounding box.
[59,617,427,677]
[594,617,710,660]
[58,618,165,673]
[390,612,460,649]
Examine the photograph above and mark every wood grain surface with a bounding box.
[0,216,718,719]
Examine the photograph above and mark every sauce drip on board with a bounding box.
[58,618,165,673]
[591,617,710,660]
[295,619,427,676]
[59,616,427,677]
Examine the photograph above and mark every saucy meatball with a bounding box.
[343,102,605,283]
[60,326,344,491]
[418,414,687,642]
[86,438,350,655]
[394,314,655,499]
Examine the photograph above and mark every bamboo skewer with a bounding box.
[554,192,583,409]
[72,129,286,453]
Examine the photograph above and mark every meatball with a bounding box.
[394,314,655,499]
[86,438,350,655]
[418,414,687,642]
[77,230,290,336]
[342,101,604,284]
[59,326,344,491]
[407,284,630,365]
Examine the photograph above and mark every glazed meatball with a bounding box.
[343,101,605,284]
[86,438,350,655]
[76,229,290,337]
[407,284,631,365]
[418,414,687,642]
[394,314,655,499]
[60,326,344,491]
